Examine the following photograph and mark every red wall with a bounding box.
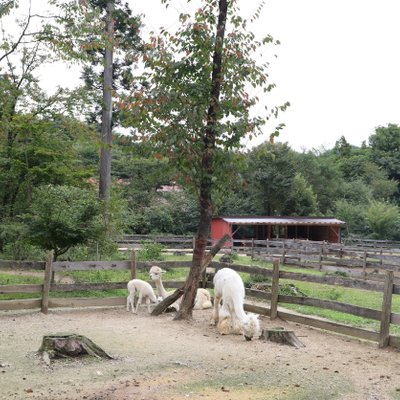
[210,218,232,246]
[328,226,341,243]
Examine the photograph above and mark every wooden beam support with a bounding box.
[270,259,280,320]
[379,270,394,348]
[41,251,53,314]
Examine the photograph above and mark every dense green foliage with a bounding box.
[25,185,102,259]
[1,1,400,260]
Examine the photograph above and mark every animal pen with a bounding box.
[0,242,399,349]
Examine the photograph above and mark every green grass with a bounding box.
[0,272,43,285]
[0,272,43,300]
[62,269,132,283]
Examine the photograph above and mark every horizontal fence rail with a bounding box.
[0,251,399,349]
[118,236,400,280]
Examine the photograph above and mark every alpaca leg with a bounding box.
[231,315,243,334]
[217,305,233,334]
[127,294,135,313]
[211,296,221,325]
[145,297,151,313]
[134,292,142,314]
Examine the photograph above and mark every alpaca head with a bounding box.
[242,313,260,341]
[149,266,166,281]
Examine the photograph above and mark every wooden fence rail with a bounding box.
[117,236,400,278]
[0,254,399,349]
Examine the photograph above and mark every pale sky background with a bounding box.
[6,0,400,152]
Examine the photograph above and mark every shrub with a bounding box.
[0,221,46,260]
[25,185,102,260]
[137,241,165,261]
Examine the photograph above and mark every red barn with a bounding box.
[211,216,345,245]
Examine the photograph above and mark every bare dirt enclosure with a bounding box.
[1,306,400,400]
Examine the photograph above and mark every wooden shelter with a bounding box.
[211,216,345,244]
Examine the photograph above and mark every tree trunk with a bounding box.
[98,0,114,201]
[260,328,305,348]
[174,0,228,321]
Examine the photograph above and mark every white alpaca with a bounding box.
[149,266,212,311]
[126,279,158,314]
[212,268,260,340]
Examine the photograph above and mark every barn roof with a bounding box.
[215,216,345,226]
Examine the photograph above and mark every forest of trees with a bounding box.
[1,0,400,263]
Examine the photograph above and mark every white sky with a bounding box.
[6,0,400,152]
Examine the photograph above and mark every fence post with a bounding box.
[251,238,254,260]
[318,246,323,271]
[281,241,286,264]
[41,251,53,314]
[270,259,280,320]
[379,270,394,348]
[362,251,367,279]
[130,250,137,279]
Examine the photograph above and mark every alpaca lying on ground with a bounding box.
[149,266,212,311]
[126,279,158,314]
[212,267,260,340]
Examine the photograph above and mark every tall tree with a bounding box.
[0,1,91,220]
[121,0,288,319]
[48,0,143,200]
[98,0,114,201]
[369,124,400,199]
[245,142,297,215]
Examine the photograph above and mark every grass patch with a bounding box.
[0,272,43,300]
[0,272,43,285]
[49,289,127,298]
[62,269,131,283]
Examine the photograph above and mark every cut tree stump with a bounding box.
[38,333,113,365]
[260,327,305,348]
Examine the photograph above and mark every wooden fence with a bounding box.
[343,237,400,249]
[119,235,193,249]
[120,235,400,279]
[0,255,399,349]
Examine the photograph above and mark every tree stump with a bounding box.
[38,333,113,365]
[260,327,305,348]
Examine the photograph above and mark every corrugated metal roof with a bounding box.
[219,217,345,226]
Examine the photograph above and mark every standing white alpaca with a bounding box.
[149,266,212,311]
[212,267,260,340]
[126,279,158,314]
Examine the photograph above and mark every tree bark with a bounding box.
[174,0,228,321]
[260,328,305,348]
[38,334,113,365]
[98,0,114,201]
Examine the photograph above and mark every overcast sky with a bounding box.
[9,0,400,152]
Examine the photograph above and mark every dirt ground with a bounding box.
[1,305,400,400]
